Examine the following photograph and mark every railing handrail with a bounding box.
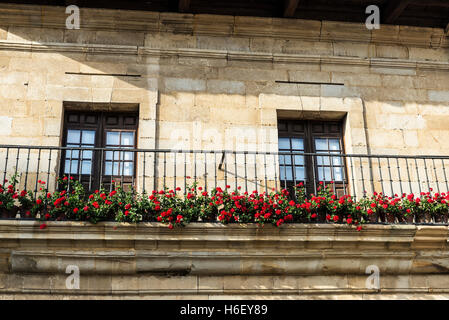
[1,144,449,160]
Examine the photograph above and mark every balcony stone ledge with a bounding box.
[1,221,449,299]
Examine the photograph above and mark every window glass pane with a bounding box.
[106,132,120,145]
[81,130,96,144]
[124,152,134,161]
[318,167,331,181]
[329,139,340,151]
[280,166,293,181]
[104,162,119,176]
[81,161,92,175]
[333,167,344,181]
[278,138,290,150]
[332,153,342,165]
[105,150,122,160]
[82,150,93,160]
[121,132,134,146]
[104,162,111,175]
[317,155,330,166]
[64,160,78,174]
[67,130,80,144]
[295,167,305,181]
[279,166,285,180]
[278,155,285,165]
[123,162,133,176]
[291,138,304,150]
[315,138,327,151]
[65,147,79,159]
[294,155,304,166]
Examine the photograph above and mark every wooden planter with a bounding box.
[55,212,67,221]
[405,214,414,224]
[318,211,328,223]
[19,208,34,220]
[415,211,432,223]
[367,212,378,223]
[0,207,19,219]
[142,210,155,222]
[199,207,218,222]
[378,211,386,223]
[199,214,217,222]
[386,213,395,224]
[397,212,413,224]
[434,212,448,224]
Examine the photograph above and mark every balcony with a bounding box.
[1,144,449,225]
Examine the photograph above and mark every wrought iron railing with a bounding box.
[1,145,449,199]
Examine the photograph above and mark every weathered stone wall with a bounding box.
[1,221,449,299]
[0,3,448,195]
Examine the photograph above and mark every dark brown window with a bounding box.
[278,120,346,197]
[61,111,138,191]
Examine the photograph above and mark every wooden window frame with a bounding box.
[60,110,138,191]
[278,119,347,197]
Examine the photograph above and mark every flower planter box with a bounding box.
[367,212,378,223]
[434,213,448,224]
[386,214,396,224]
[0,207,19,219]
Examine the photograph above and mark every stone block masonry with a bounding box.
[0,3,448,157]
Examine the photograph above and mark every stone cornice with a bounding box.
[0,220,424,242]
[0,221,448,277]
[0,3,447,48]
[1,221,449,297]
[0,220,447,250]
[1,40,448,72]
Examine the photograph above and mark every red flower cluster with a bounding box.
[3,174,449,231]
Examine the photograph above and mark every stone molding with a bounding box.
[1,40,448,73]
[0,3,447,48]
[1,221,449,275]
[1,221,449,298]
